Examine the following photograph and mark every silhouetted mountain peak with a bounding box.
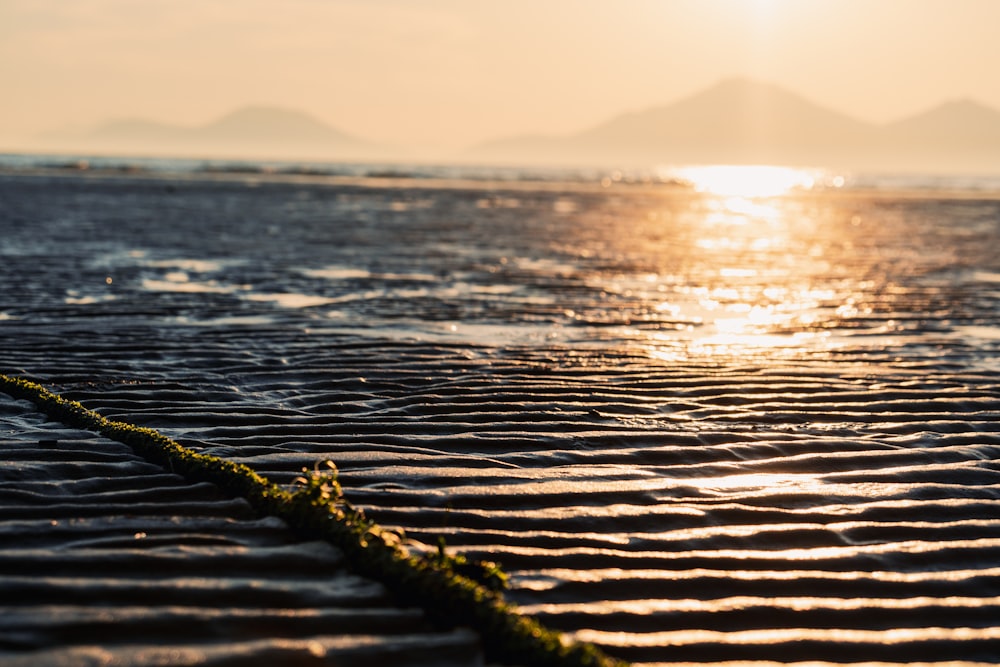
[563,78,873,163]
[643,77,866,127]
[469,77,1000,172]
[202,106,348,140]
[699,76,804,101]
[79,106,379,159]
[890,98,1000,131]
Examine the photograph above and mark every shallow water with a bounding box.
[1,170,999,664]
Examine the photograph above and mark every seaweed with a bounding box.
[427,536,510,593]
[0,374,628,667]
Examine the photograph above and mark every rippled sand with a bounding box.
[1,171,999,664]
[0,394,482,666]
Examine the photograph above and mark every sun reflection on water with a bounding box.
[674,164,818,197]
[631,166,867,361]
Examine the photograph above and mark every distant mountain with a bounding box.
[567,78,876,163]
[27,80,1000,172]
[886,99,1000,145]
[470,78,1000,173]
[68,106,383,160]
[880,99,1000,172]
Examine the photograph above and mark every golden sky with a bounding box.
[2,0,998,153]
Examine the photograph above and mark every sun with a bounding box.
[673,165,817,197]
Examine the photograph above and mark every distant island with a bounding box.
[28,78,1000,173]
[37,106,386,162]
[469,78,1000,174]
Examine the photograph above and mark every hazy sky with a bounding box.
[2,0,999,152]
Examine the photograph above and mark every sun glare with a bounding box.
[674,165,816,197]
[635,174,860,363]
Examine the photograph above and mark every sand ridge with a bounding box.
[0,392,485,666]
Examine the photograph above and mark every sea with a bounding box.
[1,153,999,665]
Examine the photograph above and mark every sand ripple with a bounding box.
[1,172,999,664]
[0,396,481,665]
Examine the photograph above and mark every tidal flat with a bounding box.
[1,166,999,664]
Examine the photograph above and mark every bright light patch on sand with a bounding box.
[244,293,339,308]
[518,595,1000,617]
[674,165,817,197]
[682,472,825,492]
[144,259,226,273]
[575,625,1000,647]
[302,267,440,283]
[64,295,117,305]
[301,267,372,280]
[142,278,236,294]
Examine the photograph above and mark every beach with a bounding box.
[0,389,484,666]
[1,164,999,664]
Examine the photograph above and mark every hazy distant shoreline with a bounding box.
[3,151,1000,202]
[13,79,1000,176]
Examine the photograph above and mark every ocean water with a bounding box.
[1,159,1000,664]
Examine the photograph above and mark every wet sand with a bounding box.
[0,393,482,666]
[1,170,999,664]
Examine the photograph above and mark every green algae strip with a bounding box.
[0,375,628,667]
